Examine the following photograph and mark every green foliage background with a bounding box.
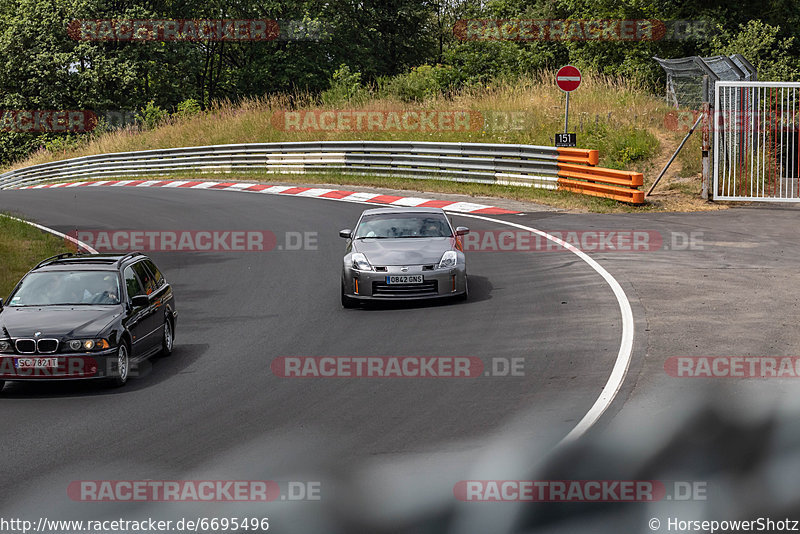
[0,0,798,165]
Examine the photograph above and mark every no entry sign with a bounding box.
[556,65,582,92]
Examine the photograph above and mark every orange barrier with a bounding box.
[556,162,645,204]
[556,148,599,166]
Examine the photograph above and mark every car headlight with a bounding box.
[0,340,12,353]
[66,339,110,351]
[438,250,458,269]
[351,252,373,271]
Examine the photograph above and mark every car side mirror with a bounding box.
[456,226,470,236]
[339,229,352,239]
[131,295,149,308]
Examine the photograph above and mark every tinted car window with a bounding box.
[124,266,144,298]
[355,213,453,239]
[142,259,164,288]
[8,271,120,306]
[132,261,156,295]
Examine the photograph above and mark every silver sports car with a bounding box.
[339,207,469,307]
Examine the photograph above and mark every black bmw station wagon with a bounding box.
[0,252,177,390]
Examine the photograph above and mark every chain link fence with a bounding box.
[654,55,757,109]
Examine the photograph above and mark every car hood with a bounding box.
[0,306,120,338]
[353,237,456,266]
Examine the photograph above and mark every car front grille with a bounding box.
[36,339,59,354]
[372,280,438,297]
[15,339,36,354]
[13,339,59,354]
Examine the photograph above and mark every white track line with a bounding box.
[8,187,632,444]
[0,215,98,254]
[456,213,635,446]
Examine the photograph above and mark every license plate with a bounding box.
[386,275,423,284]
[15,357,58,369]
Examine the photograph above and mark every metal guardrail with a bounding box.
[0,141,643,203]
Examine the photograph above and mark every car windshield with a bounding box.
[8,270,121,306]
[354,213,453,239]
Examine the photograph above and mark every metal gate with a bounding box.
[714,81,800,201]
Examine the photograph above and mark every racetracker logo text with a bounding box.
[271,356,525,378]
[272,110,483,132]
[66,230,319,252]
[453,19,708,41]
[462,230,663,252]
[67,19,280,41]
[665,356,800,378]
[68,480,321,502]
[0,111,97,133]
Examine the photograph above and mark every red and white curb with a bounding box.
[19,180,520,215]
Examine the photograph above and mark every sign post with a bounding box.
[555,65,581,147]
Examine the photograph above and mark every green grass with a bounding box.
[5,73,670,173]
[0,215,72,299]
[678,132,703,178]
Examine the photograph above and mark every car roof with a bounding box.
[32,253,147,272]
[360,207,447,216]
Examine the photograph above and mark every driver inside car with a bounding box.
[82,275,119,304]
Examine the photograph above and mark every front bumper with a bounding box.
[343,264,467,300]
[0,348,118,380]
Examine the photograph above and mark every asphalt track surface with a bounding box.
[0,187,625,516]
[5,186,800,531]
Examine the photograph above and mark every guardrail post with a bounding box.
[701,101,711,200]
[701,75,711,200]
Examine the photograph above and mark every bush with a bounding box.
[136,100,169,130]
[43,135,83,155]
[377,64,460,102]
[711,20,800,81]
[321,65,370,106]
[175,99,202,118]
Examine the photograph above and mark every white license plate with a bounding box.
[387,275,423,284]
[16,357,58,369]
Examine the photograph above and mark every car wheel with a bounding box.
[161,317,174,357]
[341,280,357,308]
[109,342,130,388]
